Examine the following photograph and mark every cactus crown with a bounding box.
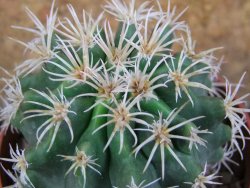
[1,0,250,188]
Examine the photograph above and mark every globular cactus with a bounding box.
[1,0,250,188]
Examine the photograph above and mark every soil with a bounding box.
[0,0,249,97]
[0,1,250,186]
[0,0,249,93]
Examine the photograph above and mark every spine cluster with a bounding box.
[0,0,249,188]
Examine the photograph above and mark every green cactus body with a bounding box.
[0,1,250,188]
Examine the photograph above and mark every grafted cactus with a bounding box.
[1,0,250,188]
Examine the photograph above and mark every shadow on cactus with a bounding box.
[0,0,250,188]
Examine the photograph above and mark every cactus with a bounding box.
[0,0,250,187]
